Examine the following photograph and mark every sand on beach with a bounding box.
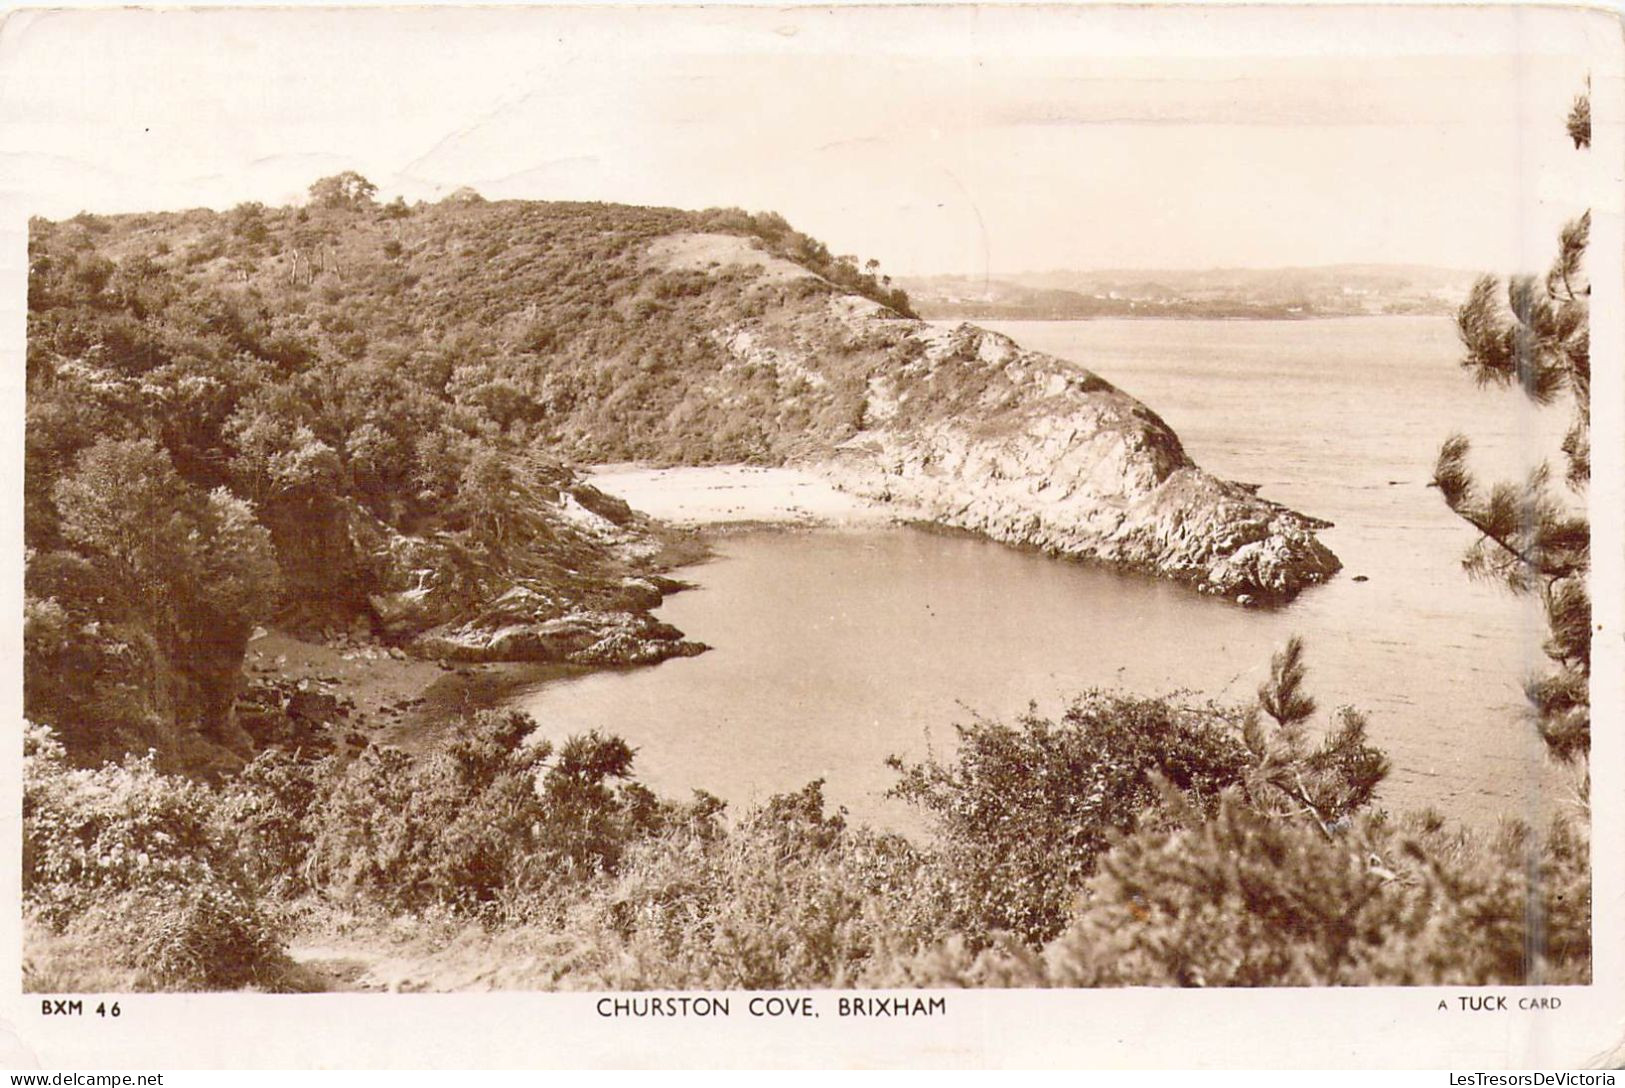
[586,464,896,528]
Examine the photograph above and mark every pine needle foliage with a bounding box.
[1434,86,1592,766]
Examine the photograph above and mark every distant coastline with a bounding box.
[915,306,1437,322]
[900,263,1475,323]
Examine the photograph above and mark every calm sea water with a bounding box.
[519,318,1576,830]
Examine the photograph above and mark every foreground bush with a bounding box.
[550,781,947,989]
[876,797,1590,988]
[23,723,292,991]
[299,711,719,917]
[887,638,1389,946]
[291,780,949,992]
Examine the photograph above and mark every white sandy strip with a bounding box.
[586,464,896,528]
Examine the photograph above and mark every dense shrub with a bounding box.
[887,639,1388,946]
[554,781,945,990]
[30,438,279,765]
[302,719,535,913]
[296,711,718,917]
[26,723,234,924]
[23,723,291,991]
[50,887,288,992]
[880,799,1590,989]
[23,655,1589,992]
[216,747,333,899]
[887,696,1249,945]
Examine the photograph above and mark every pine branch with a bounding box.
[1541,574,1591,670]
[1456,276,1573,406]
[1257,636,1315,727]
[1431,433,1475,509]
[1289,771,1334,840]
[1442,77,1594,767]
[1435,441,1583,585]
[1547,212,1590,303]
[1458,511,1558,583]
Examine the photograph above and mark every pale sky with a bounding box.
[0,4,1614,277]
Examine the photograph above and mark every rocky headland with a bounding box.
[647,233,1340,602]
[309,231,1342,689]
[810,316,1340,601]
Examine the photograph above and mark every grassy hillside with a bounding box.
[36,194,911,465]
[25,184,912,771]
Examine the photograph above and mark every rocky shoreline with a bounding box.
[405,577,708,666]
[352,477,712,671]
[803,315,1341,603]
[235,631,579,760]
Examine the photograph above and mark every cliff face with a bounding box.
[658,237,1340,601]
[815,316,1340,601]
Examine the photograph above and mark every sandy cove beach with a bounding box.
[586,464,899,528]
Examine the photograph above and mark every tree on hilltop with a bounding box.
[1434,83,1591,768]
[307,171,378,211]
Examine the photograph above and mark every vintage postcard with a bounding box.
[0,1,1620,1069]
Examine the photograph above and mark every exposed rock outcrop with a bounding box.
[412,606,706,665]
[253,475,702,671]
[362,486,705,666]
[812,320,1340,601]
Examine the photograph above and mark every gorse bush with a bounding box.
[23,722,290,990]
[216,747,329,899]
[302,713,573,912]
[558,780,947,990]
[887,638,1390,946]
[24,710,717,989]
[871,645,1581,990]
[887,696,1248,945]
[25,723,240,926]
[278,711,720,918]
[74,887,287,992]
[882,800,1590,989]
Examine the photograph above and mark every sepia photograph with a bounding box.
[2,0,1621,1069]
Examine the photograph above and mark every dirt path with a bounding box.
[285,944,391,993]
